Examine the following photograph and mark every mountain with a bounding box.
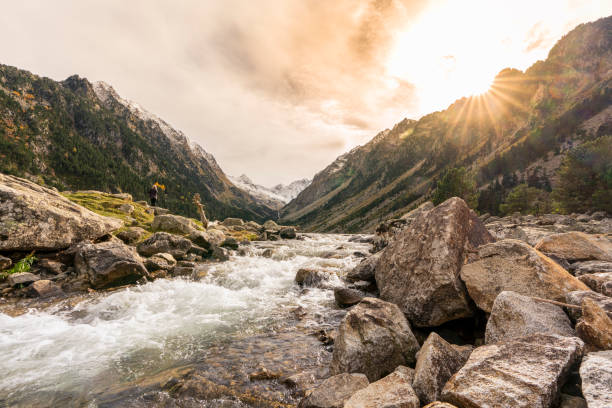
[0,66,277,222]
[281,16,612,232]
[229,174,311,210]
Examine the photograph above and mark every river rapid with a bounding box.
[0,234,371,407]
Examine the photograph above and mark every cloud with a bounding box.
[524,22,553,52]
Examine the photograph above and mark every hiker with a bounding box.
[149,184,158,207]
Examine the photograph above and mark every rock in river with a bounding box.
[298,373,369,408]
[331,297,420,382]
[441,334,584,408]
[137,232,192,258]
[375,197,495,327]
[460,239,589,312]
[0,173,122,251]
[344,366,419,408]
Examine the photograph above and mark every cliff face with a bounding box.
[281,16,612,232]
[0,67,276,222]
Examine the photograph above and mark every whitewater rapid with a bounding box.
[0,234,370,407]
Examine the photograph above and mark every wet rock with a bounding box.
[298,373,369,408]
[331,297,420,381]
[565,291,612,320]
[137,232,192,258]
[172,266,195,277]
[535,231,612,262]
[7,272,39,287]
[144,253,177,272]
[575,298,612,350]
[375,197,494,327]
[262,248,273,258]
[116,227,147,244]
[344,366,419,408]
[412,332,469,405]
[0,173,123,251]
[460,239,589,312]
[580,350,612,408]
[220,237,239,250]
[295,269,329,287]
[75,240,149,289]
[248,366,282,381]
[210,245,229,262]
[578,272,612,296]
[0,255,11,270]
[346,253,380,283]
[333,288,364,308]
[570,260,612,276]
[485,291,575,344]
[28,279,64,298]
[280,227,297,239]
[560,394,588,408]
[222,218,244,227]
[152,214,200,235]
[441,334,584,408]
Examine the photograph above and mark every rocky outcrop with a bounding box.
[331,297,420,381]
[152,214,200,235]
[75,240,148,289]
[137,232,192,258]
[298,373,369,408]
[0,174,122,251]
[412,332,469,405]
[578,273,612,296]
[575,298,612,350]
[460,239,589,312]
[346,253,380,283]
[344,366,420,408]
[535,231,612,262]
[375,197,494,327]
[441,334,584,408]
[485,291,575,344]
[579,351,612,408]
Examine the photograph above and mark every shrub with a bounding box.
[499,184,552,215]
[432,167,479,208]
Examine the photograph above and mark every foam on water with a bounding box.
[0,233,370,405]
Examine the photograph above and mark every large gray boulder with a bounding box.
[344,366,420,408]
[0,173,122,251]
[346,253,380,283]
[152,214,200,235]
[460,239,589,312]
[485,291,575,344]
[441,334,584,408]
[412,332,470,405]
[579,351,612,408]
[535,232,612,262]
[137,232,192,258]
[331,297,420,382]
[75,240,149,289]
[375,197,495,327]
[298,373,369,408]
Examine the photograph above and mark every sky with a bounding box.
[1,1,611,186]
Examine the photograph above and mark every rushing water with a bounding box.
[0,234,370,407]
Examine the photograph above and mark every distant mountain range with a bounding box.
[0,67,277,222]
[281,16,612,232]
[229,174,311,210]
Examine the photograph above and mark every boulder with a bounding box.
[344,366,420,408]
[222,218,244,227]
[152,214,199,235]
[375,197,495,327]
[333,288,364,308]
[565,291,612,320]
[400,201,434,221]
[575,298,612,350]
[137,232,192,258]
[423,403,458,408]
[535,232,612,262]
[570,260,612,276]
[578,273,612,296]
[220,237,239,250]
[0,173,123,251]
[579,350,612,408]
[7,272,39,287]
[331,297,420,381]
[298,373,369,408]
[412,332,469,405]
[144,253,177,272]
[37,259,64,275]
[559,394,587,408]
[152,206,170,215]
[263,220,279,230]
[441,334,584,408]
[28,279,64,298]
[0,255,11,270]
[485,291,575,344]
[280,227,297,239]
[116,227,147,244]
[75,241,148,289]
[117,203,134,214]
[460,240,589,312]
[295,269,329,287]
[346,253,380,283]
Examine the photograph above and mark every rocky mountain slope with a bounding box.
[229,174,310,210]
[0,67,277,222]
[281,16,612,232]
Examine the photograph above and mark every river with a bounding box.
[0,234,371,407]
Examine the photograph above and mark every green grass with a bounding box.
[1,253,36,279]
